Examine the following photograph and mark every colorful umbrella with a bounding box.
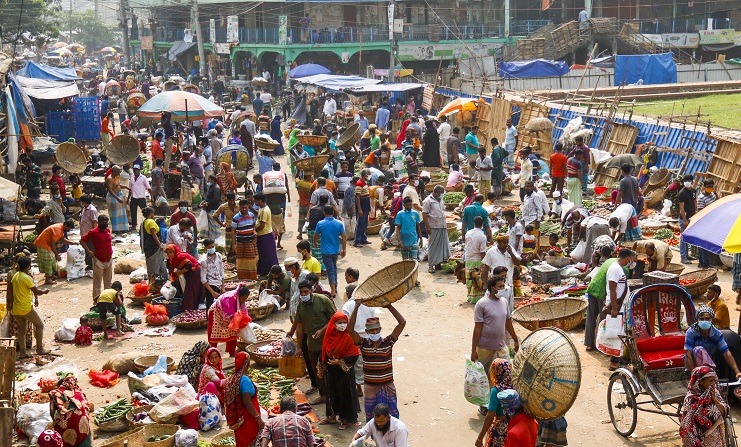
[437,97,483,118]
[51,48,73,56]
[50,42,67,49]
[137,91,224,122]
[682,193,741,253]
[66,43,85,53]
[100,47,117,53]
[289,63,331,78]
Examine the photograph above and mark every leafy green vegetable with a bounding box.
[654,228,673,240]
[443,192,466,205]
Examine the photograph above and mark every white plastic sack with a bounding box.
[156,196,168,207]
[239,324,257,344]
[605,315,625,338]
[130,267,149,283]
[158,374,189,387]
[596,319,624,357]
[570,240,587,263]
[161,281,177,300]
[464,358,490,407]
[198,392,223,431]
[196,209,209,232]
[174,428,199,447]
[17,403,52,444]
[54,318,81,342]
[150,385,199,422]
[662,199,672,217]
[258,289,281,312]
[143,355,170,376]
[65,244,86,280]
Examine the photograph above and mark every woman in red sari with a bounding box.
[198,347,226,404]
[165,244,205,310]
[396,118,411,149]
[320,311,360,429]
[224,352,263,446]
[48,376,93,447]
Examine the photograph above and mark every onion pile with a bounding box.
[171,310,207,324]
[256,340,282,356]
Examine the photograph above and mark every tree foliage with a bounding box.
[0,0,60,48]
[60,9,117,52]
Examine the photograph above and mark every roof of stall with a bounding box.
[344,82,425,95]
[294,74,381,91]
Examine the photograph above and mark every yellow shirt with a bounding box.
[303,257,322,274]
[257,206,273,236]
[143,218,159,235]
[11,271,35,316]
[72,185,83,199]
[97,289,118,304]
[709,298,731,330]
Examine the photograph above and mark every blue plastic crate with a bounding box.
[74,97,101,141]
[46,111,74,142]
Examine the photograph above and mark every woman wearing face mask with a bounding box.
[684,305,741,381]
[319,311,359,429]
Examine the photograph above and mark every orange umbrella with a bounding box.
[437,97,484,118]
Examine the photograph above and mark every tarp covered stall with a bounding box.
[614,53,677,86]
[295,74,381,91]
[17,61,80,81]
[498,59,570,79]
[166,41,196,62]
[15,77,79,99]
[344,83,425,95]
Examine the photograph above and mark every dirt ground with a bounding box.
[17,153,741,447]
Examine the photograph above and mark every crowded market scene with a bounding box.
[3,3,741,447]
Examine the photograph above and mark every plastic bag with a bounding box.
[88,369,120,388]
[145,302,168,316]
[198,392,223,431]
[282,337,298,357]
[54,318,81,342]
[16,403,52,444]
[65,244,86,280]
[228,310,252,330]
[127,372,153,394]
[151,385,199,422]
[605,315,624,338]
[191,186,202,206]
[596,319,624,357]
[258,289,281,312]
[158,374,189,387]
[160,281,177,300]
[156,196,169,207]
[464,358,490,407]
[239,325,257,344]
[134,280,150,297]
[570,240,587,263]
[130,267,149,283]
[174,428,199,447]
[196,209,209,232]
[143,355,170,376]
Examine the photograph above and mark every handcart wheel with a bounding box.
[725,416,738,447]
[608,373,638,437]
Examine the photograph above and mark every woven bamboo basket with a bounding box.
[247,303,274,321]
[224,271,238,282]
[336,123,360,148]
[211,430,236,447]
[679,268,718,299]
[99,428,144,447]
[297,134,328,147]
[247,340,281,367]
[254,138,280,150]
[367,218,385,235]
[97,416,130,432]
[425,181,445,192]
[127,290,162,306]
[170,313,208,329]
[643,168,670,195]
[352,260,419,307]
[445,203,456,211]
[512,327,581,420]
[446,222,458,233]
[142,423,179,447]
[645,189,666,208]
[545,255,572,268]
[134,355,174,374]
[293,155,329,175]
[665,263,685,275]
[126,405,153,428]
[511,298,588,331]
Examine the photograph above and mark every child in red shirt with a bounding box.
[74,316,93,346]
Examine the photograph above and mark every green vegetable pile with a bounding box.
[654,228,673,241]
[23,233,36,243]
[539,220,560,235]
[448,230,461,242]
[441,260,457,273]
[93,398,132,425]
[213,437,236,445]
[498,225,509,235]
[443,192,466,205]
[252,367,295,408]
[582,199,599,211]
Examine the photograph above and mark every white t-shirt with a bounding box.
[464,228,488,262]
[482,246,515,286]
[610,203,635,233]
[504,126,518,151]
[605,260,627,306]
[438,122,451,142]
[475,156,494,181]
[341,299,377,338]
[508,221,524,254]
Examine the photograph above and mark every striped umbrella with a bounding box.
[682,193,741,253]
[136,91,224,122]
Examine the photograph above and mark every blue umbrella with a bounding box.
[289,63,331,78]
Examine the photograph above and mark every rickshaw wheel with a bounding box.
[608,374,638,437]
[725,416,738,447]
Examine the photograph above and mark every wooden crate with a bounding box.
[0,339,13,402]
[592,122,639,187]
[0,400,11,447]
[706,137,741,197]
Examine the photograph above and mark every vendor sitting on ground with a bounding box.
[633,240,672,272]
[454,184,476,215]
[547,233,565,257]
[261,264,292,308]
[445,164,465,192]
[685,305,741,381]
[706,285,731,330]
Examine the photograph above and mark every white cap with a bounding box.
[552,191,561,198]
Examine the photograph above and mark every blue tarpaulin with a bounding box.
[614,53,676,86]
[498,59,570,79]
[17,61,80,81]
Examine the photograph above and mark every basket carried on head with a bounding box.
[134,355,174,374]
[336,123,360,149]
[247,303,274,321]
[512,327,581,421]
[211,430,237,447]
[679,268,717,299]
[293,155,330,176]
[297,134,328,148]
[511,298,588,331]
[352,260,419,307]
[56,142,88,174]
[254,137,280,150]
[99,428,144,447]
[246,340,281,367]
[664,263,685,275]
[142,423,179,447]
[107,135,141,165]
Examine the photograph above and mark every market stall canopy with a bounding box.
[437,97,483,118]
[17,61,81,81]
[15,77,79,99]
[289,63,331,78]
[0,176,22,201]
[295,74,381,91]
[166,42,196,62]
[344,83,425,95]
[137,91,224,121]
[498,59,570,79]
[683,194,741,254]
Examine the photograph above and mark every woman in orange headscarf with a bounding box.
[217,162,238,200]
[320,311,360,429]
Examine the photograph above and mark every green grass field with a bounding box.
[628,93,741,129]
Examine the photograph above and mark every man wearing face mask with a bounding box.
[549,191,564,219]
[348,303,406,422]
[677,174,697,264]
[352,403,409,447]
[684,305,741,381]
[604,248,635,370]
[292,280,337,405]
[81,215,113,300]
[200,238,224,309]
[696,179,717,268]
[35,184,65,225]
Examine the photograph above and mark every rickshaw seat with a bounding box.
[636,334,686,370]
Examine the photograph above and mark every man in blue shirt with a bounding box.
[375,101,391,132]
[253,94,264,115]
[394,196,422,262]
[461,194,492,243]
[314,206,346,298]
[465,126,482,165]
[684,304,741,381]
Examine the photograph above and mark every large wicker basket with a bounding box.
[134,355,174,374]
[171,313,208,329]
[293,155,330,175]
[297,134,328,147]
[512,298,588,331]
[255,138,280,150]
[679,268,718,299]
[99,428,144,447]
[211,430,236,447]
[643,167,671,195]
[545,255,572,268]
[336,123,360,148]
[96,416,130,432]
[367,218,385,235]
[246,340,281,367]
[512,327,581,420]
[247,304,274,321]
[352,260,419,307]
[127,290,161,306]
[142,423,179,447]
[665,263,685,275]
[126,405,153,428]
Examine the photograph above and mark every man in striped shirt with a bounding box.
[348,303,406,421]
